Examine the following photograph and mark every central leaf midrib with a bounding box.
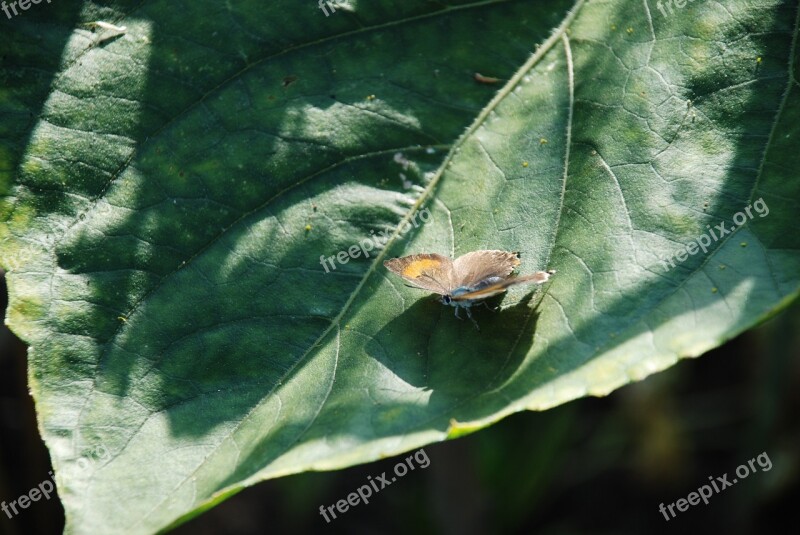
[81,0,585,382]
[64,0,536,381]
[72,0,588,526]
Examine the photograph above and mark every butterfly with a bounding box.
[383,250,554,329]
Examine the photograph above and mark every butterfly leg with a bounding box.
[465,307,480,331]
[453,307,462,320]
[480,301,498,312]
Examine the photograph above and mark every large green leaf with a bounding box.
[2,0,799,532]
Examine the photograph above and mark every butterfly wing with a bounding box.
[383,254,455,295]
[452,250,521,288]
[450,270,554,302]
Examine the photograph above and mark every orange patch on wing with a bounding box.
[402,259,443,278]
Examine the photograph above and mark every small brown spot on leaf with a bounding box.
[474,72,501,84]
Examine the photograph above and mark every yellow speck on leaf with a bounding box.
[540,138,548,145]
[522,161,529,167]
[305,224,312,231]
[446,418,483,439]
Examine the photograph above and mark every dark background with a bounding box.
[1,270,798,535]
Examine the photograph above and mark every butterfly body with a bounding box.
[383,250,554,329]
[446,276,504,305]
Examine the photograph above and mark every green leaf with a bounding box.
[2,0,799,532]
